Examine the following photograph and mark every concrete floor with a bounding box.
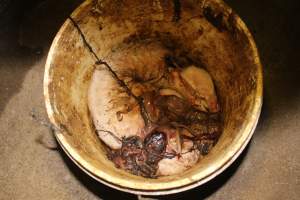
[0,0,299,199]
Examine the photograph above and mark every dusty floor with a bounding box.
[0,0,299,199]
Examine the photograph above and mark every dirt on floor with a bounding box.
[0,0,299,199]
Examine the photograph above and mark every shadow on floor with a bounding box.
[225,0,300,135]
[0,0,83,116]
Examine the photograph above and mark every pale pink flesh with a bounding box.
[88,69,145,149]
[156,128,200,176]
[157,147,200,176]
